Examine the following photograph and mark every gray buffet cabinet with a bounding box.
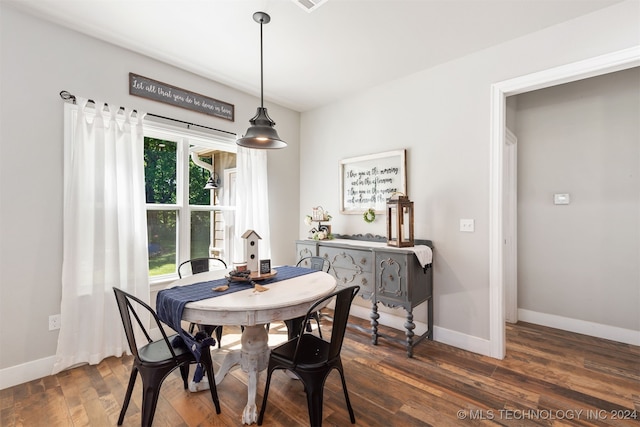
[295,234,433,357]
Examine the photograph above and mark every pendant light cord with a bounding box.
[259,17,264,108]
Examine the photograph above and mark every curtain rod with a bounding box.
[59,90,237,137]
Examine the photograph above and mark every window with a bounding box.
[143,121,237,280]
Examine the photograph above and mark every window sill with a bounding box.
[150,276,177,293]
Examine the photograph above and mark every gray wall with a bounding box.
[0,5,300,373]
[515,68,639,330]
[299,1,639,342]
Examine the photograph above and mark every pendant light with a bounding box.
[204,172,220,190]
[237,11,287,149]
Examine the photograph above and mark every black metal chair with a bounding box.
[177,257,227,278]
[113,287,221,426]
[296,256,331,273]
[285,256,332,339]
[178,257,227,348]
[257,285,359,427]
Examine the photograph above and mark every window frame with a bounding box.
[143,119,237,285]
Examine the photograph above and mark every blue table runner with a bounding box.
[156,265,316,381]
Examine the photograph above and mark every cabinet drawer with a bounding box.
[320,246,374,299]
[334,270,374,300]
[319,246,373,272]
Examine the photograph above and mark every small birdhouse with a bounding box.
[241,229,262,273]
[386,193,414,247]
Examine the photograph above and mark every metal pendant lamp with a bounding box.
[204,172,220,190]
[237,12,287,150]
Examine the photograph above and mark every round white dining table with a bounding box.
[167,268,337,425]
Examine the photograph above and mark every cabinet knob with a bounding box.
[360,258,367,265]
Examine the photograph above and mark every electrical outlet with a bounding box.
[460,219,475,232]
[49,314,61,331]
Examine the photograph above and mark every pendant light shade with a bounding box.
[237,107,287,149]
[237,11,287,150]
[204,172,220,190]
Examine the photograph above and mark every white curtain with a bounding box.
[53,98,149,374]
[234,146,272,264]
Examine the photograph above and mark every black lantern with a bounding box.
[386,193,414,247]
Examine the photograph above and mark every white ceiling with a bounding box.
[7,0,624,112]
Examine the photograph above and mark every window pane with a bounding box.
[144,137,177,204]
[147,210,177,276]
[191,211,213,259]
[189,152,212,206]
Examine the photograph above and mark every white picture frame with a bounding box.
[339,149,407,214]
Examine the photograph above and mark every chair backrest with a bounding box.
[178,257,227,278]
[294,285,359,363]
[113,287,178,361]
[296,256,331,273]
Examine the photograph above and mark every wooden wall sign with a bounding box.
[129,73,234,121]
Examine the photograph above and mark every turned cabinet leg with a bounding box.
[370,302,379,345]
[404,308,415,358]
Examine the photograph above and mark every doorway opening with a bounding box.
[488,46,640,359]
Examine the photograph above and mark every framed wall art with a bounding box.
[339,149,407,214]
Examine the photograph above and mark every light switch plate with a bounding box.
[554,193,570,205]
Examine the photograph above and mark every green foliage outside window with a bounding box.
[144,137,217,276]
[144,138,177,204]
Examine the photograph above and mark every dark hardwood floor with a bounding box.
[1,316,638,426]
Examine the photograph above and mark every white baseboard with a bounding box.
[518,309,640,346]
[0,334,149,391]
[349,305,492,357]
[0,355,57,391]
[433,327,492,357]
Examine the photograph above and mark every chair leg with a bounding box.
[284,318,302,340]
[257,366,276,425]
[214,326,223,349]
[201,348,221,414]
[304,385,325,427]
[118,366,138,425]
[140,376,163,427]
[337,366,356,424]
[179,364,189,389]
[313,312,322,339]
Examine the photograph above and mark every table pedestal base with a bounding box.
[208,324,270,425]
[240,324,270,424]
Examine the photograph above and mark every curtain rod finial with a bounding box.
[59,91,76,103]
